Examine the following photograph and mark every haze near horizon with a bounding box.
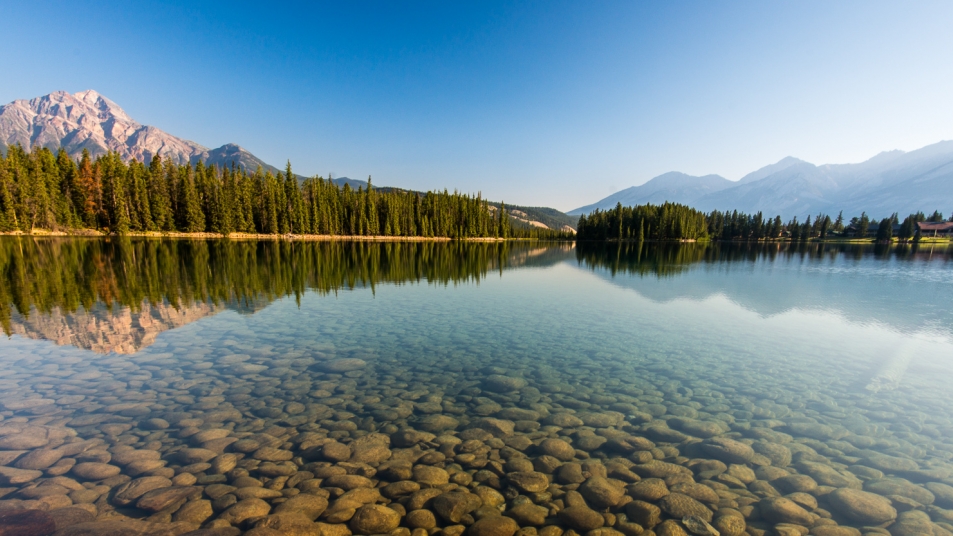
[1,1,951,211]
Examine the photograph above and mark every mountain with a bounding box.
[0,90,578,229]
[568,172,734,215]
[0,89,279,173]
[572,142,953,219]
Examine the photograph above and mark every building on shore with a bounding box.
[916,221,953,237]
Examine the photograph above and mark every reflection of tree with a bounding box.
[575,241,953,278]
[575,242,706,278]
[0,238,572,338]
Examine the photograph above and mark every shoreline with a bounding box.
[0,230,533,242]
[2,231,948,244]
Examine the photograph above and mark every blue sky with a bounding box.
[2,1,952,211]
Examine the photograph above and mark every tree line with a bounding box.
[576,202,951,242]
[0,145,569,239]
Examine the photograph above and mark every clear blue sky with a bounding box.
[2,1,952,211]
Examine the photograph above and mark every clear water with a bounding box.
[1,238,952,535]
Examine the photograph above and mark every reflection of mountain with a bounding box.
[8,301,224,354]
[0,238,575,353]
[574,242,953,336]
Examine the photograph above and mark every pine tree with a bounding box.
[177,165,205,232]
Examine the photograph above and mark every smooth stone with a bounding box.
[406,509,437,529]
[391,431,436,448]
[712,514,746,536]
[887,510,936,536]
[0,509,56,536]
[136,486,200,512]
[752,441,792,468]
[681,515,720,536]
[701,438,754,465]
[253,447,294,462]
[322,442,351,462]
[758,497,813,525]
[474,418,516,437]
[417,415,460,433]
[505,503,549,526]
[14,449,64,470]
[927,482,953,509]
[349,504,400,535]
[274,493,329,520]
[660,493,713,523]
[825,488,897,525]
[173,499,214,524]
[235,487,284,500]
[406,488,444,510]
[433,492,482,523]
[110,449,162,466]
[49,506,96,529]
[579,476,625,508]
[0,430,52,450]
[318,359,367,372]
[669,483,719,504]
[112,476,173,506]
[507,472,550,493]
[628,479,670,501]
[0,466,43,485]
[631,460,691,479]
[539,439,577,462]
[315,523,352,536]
[220,498,273,525]
[545,414,585,428]
[70,462,120,481]
[175,448,218,464]
[323,475,374,490]
[413,466,450,486]
[864,478,935,505]
[253,512,322,535]
[671,419,727,439]
[655,520,689,536]
[809,527,861,536]
[796,462,862,489]
[775,475,818,494]
[483,375,528,393]
[557,506,605,532]
[469,516,519,536]
[861,453,919,473]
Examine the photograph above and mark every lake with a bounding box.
[1,237,952,536]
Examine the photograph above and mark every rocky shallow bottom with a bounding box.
[1,311,953,536]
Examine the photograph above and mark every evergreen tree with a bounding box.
[177,165,205,232]
[876,217,893,242]
[857,212,870,238]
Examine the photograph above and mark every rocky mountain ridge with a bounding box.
[0,90,278,173]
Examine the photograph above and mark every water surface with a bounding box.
[1,238,952,536]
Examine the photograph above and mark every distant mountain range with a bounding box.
[0,90,366,189]
[571,143,953,219]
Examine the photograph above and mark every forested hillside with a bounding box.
[0,146,568,239]
[576,201,946,242]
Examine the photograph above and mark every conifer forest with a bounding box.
[0,146,567,239]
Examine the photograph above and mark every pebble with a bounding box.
[825,488,897,525]
[469,516,520,536]
[349,504,401,534]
